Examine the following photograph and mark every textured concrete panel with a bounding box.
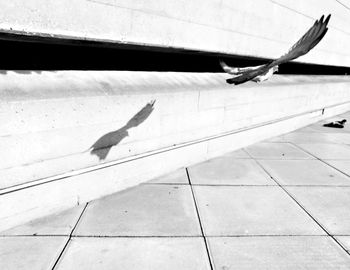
[208,236,350,270]
[56,237,211,270]
[193,186,324,236]
[224,149,251,159]
[146,168,189,184]
[1,205,84,236]
[0,236,68,270]
[188,157,274,185]
[245,142,313,160]
[74,185,201,236]
[1,72,349,190]
[259,159,350,186]
[297,143,350,159]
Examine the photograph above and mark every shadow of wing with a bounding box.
[90,128,129,160]
[125,100,156,129]
[89,100,156,160]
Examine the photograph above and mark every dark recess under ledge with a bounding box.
[0,31,350,75]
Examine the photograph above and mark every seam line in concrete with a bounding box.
[186,168,214,270]
[51,202,89,270]
[0,234,341,238]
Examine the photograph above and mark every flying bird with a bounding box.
[221,14,331,85]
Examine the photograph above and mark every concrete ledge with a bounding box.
[1,71,350,231]
[2,72,350,189]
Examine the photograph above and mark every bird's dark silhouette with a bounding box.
[323,119,347,128]
[90,100,156,160]
[221,14,331,85]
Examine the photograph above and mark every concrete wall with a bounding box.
[1,0,350,67]
[1,71,350,231]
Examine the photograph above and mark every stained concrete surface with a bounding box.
[73,184,201,237]
[245,142,314,160]
[296,143,350,160]
[146,168,189,184]
[194,186,325,236]
[188,158,274,185]
[54,237,211,270]
[0,237,68,270]
[208,236,350,270]
[259,159,350,186]
[1,205,85,236]
[1,112,350,269]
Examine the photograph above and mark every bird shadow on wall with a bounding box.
[90,100,156,160]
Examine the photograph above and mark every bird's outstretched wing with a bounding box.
[225,14,331,85]
[225,65,271,85]
[269,14,331,66]
[219,61,264,75]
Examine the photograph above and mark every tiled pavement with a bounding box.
[1,111,350,269]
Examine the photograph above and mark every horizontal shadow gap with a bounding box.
[0,32,349,74]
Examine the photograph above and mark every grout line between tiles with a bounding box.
[53,234,331,238]
[186,167,214,270]
[143,182,190,186]
[205,234,330,237]
[186,184,350,187]
[141,182,350,188]
[0,234,72,237]
[51,202,89,270]
[253,158,350,256]
[0,234,340,238]
[251,158,316,160]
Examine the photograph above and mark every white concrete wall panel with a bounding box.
[1,71,350,192]
[1,0,350,66]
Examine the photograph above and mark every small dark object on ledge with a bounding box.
[323,119,347,128]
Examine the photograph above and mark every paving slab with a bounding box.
[146,168,189,184]
[208,236,350,270]
[245,142,313,160]
[0,236,68,270]
[74,185,201,236]
[55,237,211,270]
[188,157,275,185]
[316,133,350,144]
[296,143,350,160]
[193,186,324,236]
[336,236,350,253]
[1,205,85,236]
[258,159,350,186]
[287,187,350,235]
[325,160,350,176]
